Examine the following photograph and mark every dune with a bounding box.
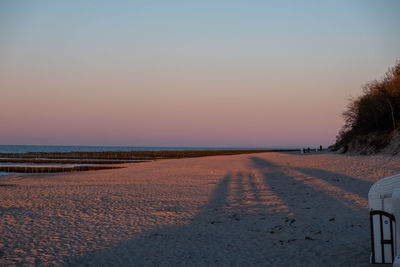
[0,151,398,266]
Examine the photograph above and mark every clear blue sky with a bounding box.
[1,1,400,147]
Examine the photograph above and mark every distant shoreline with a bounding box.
[0,149,298,158]
[0,145,302,154]
[0,149,300,175]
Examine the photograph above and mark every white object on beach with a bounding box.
[368,174,400,212]
[393,184,400,261]
[368,174,400,264]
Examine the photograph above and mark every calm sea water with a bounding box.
[0,172,19,176]
[0,145,290,154]
[0,145,298,176]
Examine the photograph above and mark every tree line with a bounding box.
[332,61,400,152]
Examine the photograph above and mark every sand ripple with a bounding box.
[1,152,399,266]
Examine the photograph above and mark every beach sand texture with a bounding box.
[1,152,400,266]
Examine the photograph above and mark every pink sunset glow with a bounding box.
[1,1,399,147]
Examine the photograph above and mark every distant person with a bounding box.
[307,147,310,153]
[320,145,322,151]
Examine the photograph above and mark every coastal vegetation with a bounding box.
[332,61,400,154]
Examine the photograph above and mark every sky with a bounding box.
[1,1,400,147]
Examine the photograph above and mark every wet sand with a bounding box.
[1,152,399,266]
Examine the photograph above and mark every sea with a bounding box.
[0,145,291,154]
[0,145,296,176]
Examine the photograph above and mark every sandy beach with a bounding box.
[1,151,400,266]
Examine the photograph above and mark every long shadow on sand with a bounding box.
[62,156,373,267]
[293,167,373,199]
[63,171,303,266]
[249,156,371,265]
[250,156,372,209]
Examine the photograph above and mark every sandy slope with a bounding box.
[1,152,400,266]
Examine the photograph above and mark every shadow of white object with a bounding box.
[392,184,400,266]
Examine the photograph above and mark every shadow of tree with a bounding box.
[62,156,374,266]
[63,171,301,266]
[293,167,373,199]
[249,156,371,265]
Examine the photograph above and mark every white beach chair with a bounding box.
[369,174,400,265]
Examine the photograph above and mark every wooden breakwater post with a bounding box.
[0,165,124,173]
